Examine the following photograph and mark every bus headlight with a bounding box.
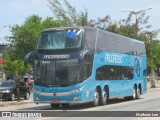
[69,85,85,94]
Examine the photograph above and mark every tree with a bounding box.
[3,15,61,100]
[3,59,31,101]
[145,32,160,88]
[48,0,89,26]
[6,15,61,61]
[93,11,160,87]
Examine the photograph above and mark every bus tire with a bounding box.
[102,89,108,105]
[132,87,137,100]
[124,87,138,100]
[92,88,100,107]
[136,87,141,99]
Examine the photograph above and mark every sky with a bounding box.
[0,0,160,44]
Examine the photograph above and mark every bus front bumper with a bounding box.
[34,98,92,105]
[33,85,92,104]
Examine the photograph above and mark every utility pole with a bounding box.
[146,32,156,88]
[121,8,152,37]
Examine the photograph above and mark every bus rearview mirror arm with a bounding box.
[24,51,35,68]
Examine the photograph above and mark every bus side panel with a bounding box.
[93,52,136,98]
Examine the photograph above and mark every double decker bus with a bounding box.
[24,27,147,107]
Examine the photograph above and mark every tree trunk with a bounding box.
[151,68,156,88]
[16,76,21,101]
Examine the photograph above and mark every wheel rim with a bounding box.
[102,91,107,105]
[137,88,140,99]
[26,92,30,99]
[133,88,136,99]
[11,94,15,101]
[94,91,99,106]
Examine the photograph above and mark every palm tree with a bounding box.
[3,59,31,101]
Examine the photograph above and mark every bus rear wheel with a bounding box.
[92,88,100,107]
[132,87,137,100]
[102,90,108,105]
[124,87,137,100]
[136,87,141,99]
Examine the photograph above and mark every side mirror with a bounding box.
[24,51,35,68]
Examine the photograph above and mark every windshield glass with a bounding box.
[34,59,82,86]
[0,81,14,87]
[37,28,83,50]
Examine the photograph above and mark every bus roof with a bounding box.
[41,26,144,45]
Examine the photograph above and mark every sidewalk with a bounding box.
[147,80,160,92]
[0,93,33,107]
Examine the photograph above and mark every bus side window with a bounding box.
[96,65,134,80]
[83,53,93,80]
[96,72,104,80]
[127,67,134,80]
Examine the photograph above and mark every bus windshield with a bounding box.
[34,59,82,87]
[37,29,83,50]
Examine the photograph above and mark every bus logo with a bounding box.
[135,58,140,77]
[43,54,70,59]
[105,54,123,63]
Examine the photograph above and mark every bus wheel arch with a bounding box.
[102,85,109,105]
[92,86,102,107]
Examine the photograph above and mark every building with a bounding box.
[0,44,7,82]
